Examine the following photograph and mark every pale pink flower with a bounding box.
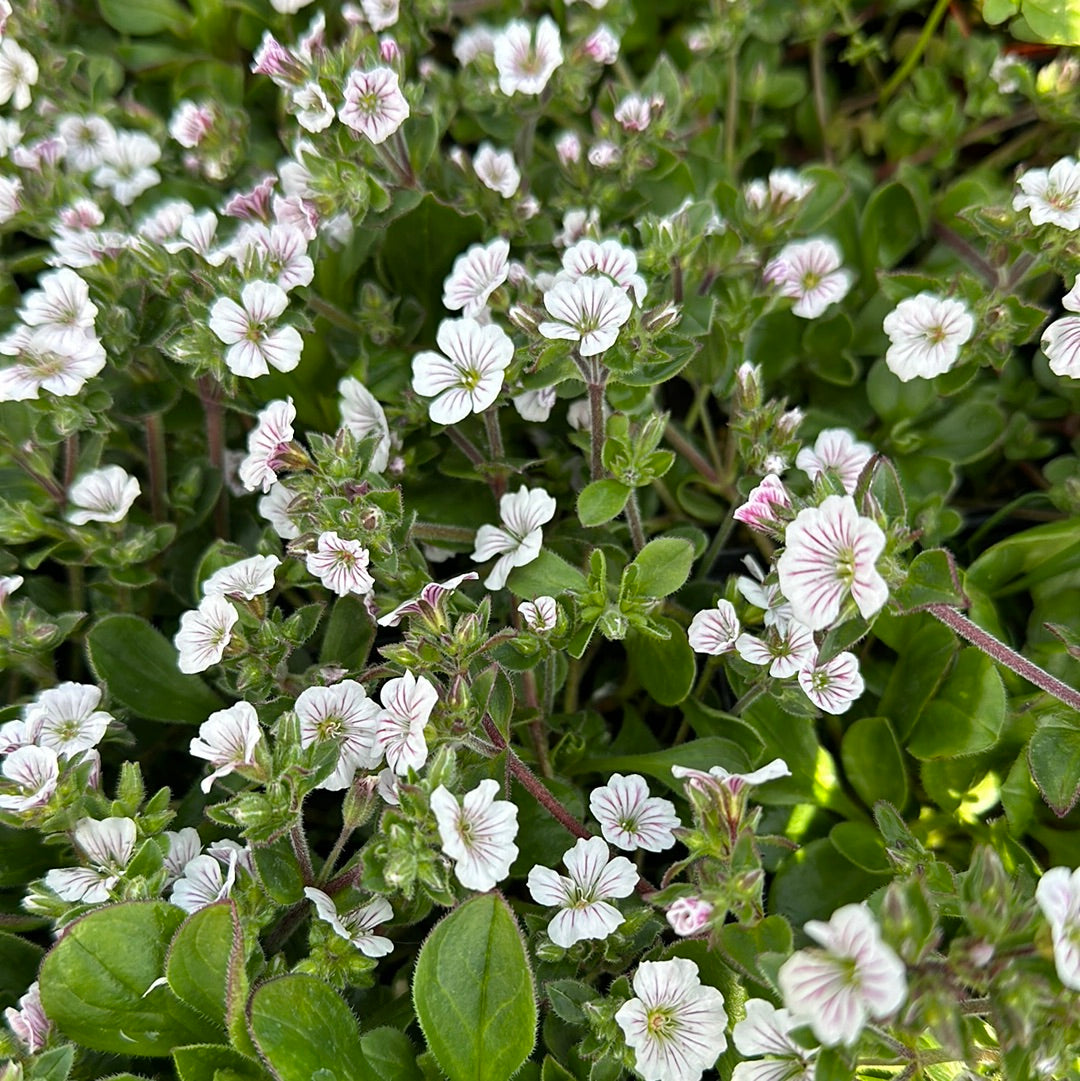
[671,759,791,797]
[224,175,275,221]
[239,398,296,493]
[0,745,60,811]
[251,32,304,87]
[687,601,740,655]
[26,682,112,758]
[590,773,679,852]
[339,67,410,144]
[527,836,638,948]
[442,238,510,316]
[494,17,563,96]
[189,701,263,794]
[732,474,791,536]
[512,386,557,422]
[1036,866,1080,990]
[169,100,214,148]
[161,210,229,266]
[304,887,394,957]
[666,897,713,937]
[1013,157,1080,230]
[340,377,392,472]
[473,143,520,198]
[615,958,728,1081]
[92,132,161,205]
[432,779,519,892]
[735,620,816,679]
[306,531,374,596]
[292,82,334,132]
[776,495,889,631]
[376,670,438,775]
[519,595,557,632]
[587,140,620,169]
[66,465,140,525]
[0,324,106,402]
[1041,280,1080,379]
[0,38,38,110]
[615,94,653,132]
[209,281,303,378]
[412,317,514,425]
[471,485,557,591]
[732,998,817,1081]
[798,651,864,714]
[763,238,852,319]
[796,429,873,495]
[583,25,620,64]
[377,572,478,627]
[295,680,381,790]
[202,555,281,600]
[560,238,647,304]
[883,293,974,382]
[779,904,907,1047]
[237,223,314,292]
[555,131,582,166]
[45,816,136,903]
[57,115,116,171]
[4,982,51,1054]
[174,595,239,674]
[171,850,238,913]
[538,276,632,357]
[454,24,496,64]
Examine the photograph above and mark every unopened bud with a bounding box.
[343,775,379,830]
[734,362,763,411]
[643,301,680,334]
[508,304,540,334]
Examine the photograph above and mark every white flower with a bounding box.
[0,117,21,156]
[560,238,647,305]
[202,555,281,600]
[1036,866,1080,990]
[471,485,557,591]
[56,114,116,171]
[538,276,633,357]
[443,238,510,316]
[239,398,296,493]
[292,82,334,132]
[882,293,974,382]
[555,130,581,166]
[0,745,59,811]
[0,39,38,110]
[453,23,496,64]
[270,0,315,11]
[209,281,304,378]
[526,835,637,948]
[494,17,563,96]
[615,957,728,1081]
[25,682,112,758]
[672,759,791,797]
[92,132,161,205]
[377,572,478,627]
[136,199,194,244]
[589,773,679,852]
[19,268,99,353]
[235,223,314,292]
[735,620,816,679]
[583,25,620,64]
[615,94,654,132]
[519,595,557,632]
[339,67,409,144]
[1041,280,1080,380]
[339,377,391,473]
[795,429,874,495]
[731,998,817,1081]
[376,670,438,775]
[745,169,815,211]
[779,904,907,1047]
[259,482,302,539]
[304,887,394,957]
[473,143,520,198]
[432,779,519,892]
[360,0,399,31]
[412,317,514,425]
[513,386,558,422]
[45,816,136,903]
[1013,157,1080,230]
[0,325,106,402]
[174,595,239,674]
[732,475,791,536]
[0,175,19,223]
[295,680,382,790]
[588,141,620,169]
[0,573,23,607]
[168,100,214,148]
[4,982,51,1054]
[687,601,740,655]
[162,209,229,265]
[737,561,793,630]
[66,465,140,525]
[776,495,889,631]
[798,651,864,714]
[189,701,263,794]
[306,531,375,596]
[666,897,713,937]
[763,238,852,319]
[171,851,238,913]
[163,827,203,881]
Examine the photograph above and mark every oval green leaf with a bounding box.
[166,901,238,1029]
[577,480,631,527]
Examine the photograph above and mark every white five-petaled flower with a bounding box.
[360,0,399,32]
[306,531,375,596]
[443,238,511,316]
[526,835,638,948]
[233,223,314,293]
[259,483,301,539]
[168,100,214,148]
[338,67,410,144]
[798,651,864,715]
[0,38,38,110]
[163,827,203,882]
[189,701,263,794]
[376,670,438,775]
[92,131,161,205]
[731,998,817,1081]
[687,600,740,655]
[512,386,558,423]
[1013,157,1080,230]
[0,745,59,811]
[1041,280,1080,380]
[538,276,632,357]
[519,595,558,632]
[377,572,478,627]
[44,816,136,903]
[589,773,680,852]
[882,292,974,382]
[292,82,334,133]
[671,759,791,798]
[473,143,521,198]
[19,267,99,353]
[209,281,303,378]
[339,377,392,472]
[239,398,296,493]
[0,324,107,402]
[796,428,874,495]
[615,957,728,1081]
[735,620,816,679]
[732,474,791,536]
[1035,866,1080,990]
[174,595,239,674]
[737,559,793,630]
[3,981,51,1055]
[66,465,140,525]
[763,237,852,319]
[560,238,648,305]
[0,573,23,608]
[304,887,394,957]
[776,495,889,631]
[170,850,238,913]
[471,485,557,591]
[295,680,382,791]
[431,779,520,892]
[778,903,907,1048]
[493,17,563,96]
[666,897,713,937]
[202,554,281,601]
[412,317,514,425]
[25,682,112,758]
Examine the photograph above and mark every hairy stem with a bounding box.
[145,413,167,522]
[588,377,607,482]
[412,521,476,545]
[624,489,646,553]
[879,0,951,104]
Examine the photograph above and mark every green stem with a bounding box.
[307,294,365,336]
[198,376,228,538]
[624,490,645,553]
[878,0,951,105]
[731,680,768,715]
[811,35,833,164]
[724,49,739,176]
[412,521,476,545]
[316,823,354,886]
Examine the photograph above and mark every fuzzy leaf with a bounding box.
[577,480,631,527]
[1028,722,1080,816]
[166,901,238,1029]
[629,537,694,598]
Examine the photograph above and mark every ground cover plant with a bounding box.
[2,0,1080,1078]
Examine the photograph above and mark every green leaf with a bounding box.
[921,401,1005,465]
[0,824,63,888]
[829,822,891,874]
[577,480,631,527]
[891,549,968,611]
[413,893,537,1081]
[253,838,306,905]
[1022,0,1080,43]
[507,549,587,599]
[248,974,373,1081]
[718,917,792,988]
[582,736,752,791]
[166,901,238,1029]
[98,0,193,34]
[39,902,206,1056]
[1028,722,1080,816]
[361,1028,424,1081]
[625,621,696,706]
[173,1044,268,1081]
[320,594,375,668]
[0,930,44,1009]
[861,181,926,269]
[841,716,909,811]
[906,648,1007,760]
[25,1047,75,1081]
[86,614,223,724]
[541,1058,577,1081]
[877,618,957,741]
[629,537,694,598]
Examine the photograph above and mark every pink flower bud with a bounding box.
[666,897,713,936]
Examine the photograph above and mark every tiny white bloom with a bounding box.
[0,174,19,223]
[0,573,23,607]
[0,745,59,811]
[538,276,633,357]
[779,904,907,1047]
[163,827,203,881]
[666,897,713,937]
[882,293,974,382]
[45,816,136,903]
[293,82,334,133]
[519,595,557,632]
[136,199,194,244]
[590,773,679,852]
[377,572,478,627]
[587,140,620,169]
[202,555,281,600]
[745,169,815,211]
[19,268,99,354]
[795,428,874,495]
[555,130,581,166]
[615,93,654,132]
[259,482,302,539]
[171,850,238,913]
[209,281,304,378]
[473,143,520,198]
[339,377,391,473]
[3,981,51,1054]
[615,957,728,1081]
[189,701,263,794]
[1013,157,1080,230]
[443,238,510,316]
[57,114,117,171]
[732,475,791,536]
[236,223,314,293]
[304,887,394,957]
[776,495,889,631]
[306,531,375,596]
[687,600,740,655]
[735,620,816,679]
[1041,280,1080,380]
[1036,866,1080,990]
[512,386,558,422]
[295,680,382,790]
[0,325,106,402]
[92,131,162,205]
[0,38,38,111]
[339,67,409,144]
[269,0,316,12]
[583,25,620,65]
[672,758,791,797]
[239,398,296,493]
[66,465,140,525]
[763,238,852,319]
[453,23,496,64]
[26,682,112,758]
[560,238,647,305]
[471,485,557,591]
[494,16,563,96]
[732,998,817,1081]
[737,560,793,630]
[162,209,229,266]
[798,651,864,715]
[376,670,438,775]
[431,779,519,892]
[526,835,637,948]
[174,595,239,674]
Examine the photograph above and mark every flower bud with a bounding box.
[343,775,379,830]
[666,897,714,936]
[642,301,680,334]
